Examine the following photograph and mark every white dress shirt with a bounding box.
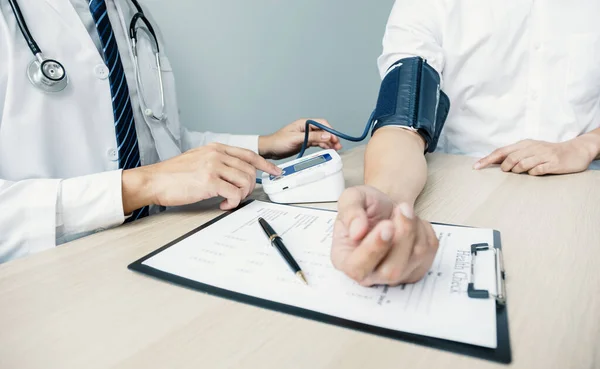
[0,0,258,262]
[378,0,600,158]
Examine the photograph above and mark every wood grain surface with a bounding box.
[1,146,598,369]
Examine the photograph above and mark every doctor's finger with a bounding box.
[342,220,395,284]
[222,154,258,181]
[306,131,337,147]
[316,141,342,151]
[307,118,331,130]
[215,180,245,210]
[223,146,281,176]
[217,164,255,198]
[308,119,340,144]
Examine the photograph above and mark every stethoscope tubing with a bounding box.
[7,0,41,55]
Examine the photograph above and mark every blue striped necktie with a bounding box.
[89,0,149,222]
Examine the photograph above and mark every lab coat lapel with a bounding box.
[39,0,101,53]
[39,0,79,25]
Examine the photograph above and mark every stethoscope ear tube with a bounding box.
[8,0,41,55]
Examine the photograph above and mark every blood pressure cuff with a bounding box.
[371,57,450,153]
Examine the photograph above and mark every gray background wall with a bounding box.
[144,0,395,155]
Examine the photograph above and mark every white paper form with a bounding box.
[143,201,498,348]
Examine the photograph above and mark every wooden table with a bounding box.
[1,146,599,369]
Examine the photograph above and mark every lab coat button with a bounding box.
[107,148,118,161]
[94,64,109,80]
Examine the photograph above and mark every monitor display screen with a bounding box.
[293,156,326,172]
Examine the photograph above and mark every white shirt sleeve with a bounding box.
[378,0,447,79]
[0,171,125,263]
[180,126,260,154]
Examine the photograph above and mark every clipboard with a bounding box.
[128,200,512,364]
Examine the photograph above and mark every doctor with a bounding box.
[0,0,341,262]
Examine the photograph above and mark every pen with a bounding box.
[257,217,308,285]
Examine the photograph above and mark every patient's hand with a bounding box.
[474,137,599,175]
[331,185,439,286]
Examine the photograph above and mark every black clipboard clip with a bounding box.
[467,243,506,306]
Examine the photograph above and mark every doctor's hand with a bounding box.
[258,119,343,160]
[330,186,439,286]
[474,136,600,176]
[122,143,281,213]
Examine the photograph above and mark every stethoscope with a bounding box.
[7,0,166,122]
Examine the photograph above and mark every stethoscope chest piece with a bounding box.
[27,57,68,93]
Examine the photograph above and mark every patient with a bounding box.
[330,0,600,286]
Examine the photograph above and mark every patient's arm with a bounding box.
[364,126,428,206]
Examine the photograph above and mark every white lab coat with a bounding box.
[0,0,258,262]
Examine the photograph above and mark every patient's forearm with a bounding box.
[364,128,428,206]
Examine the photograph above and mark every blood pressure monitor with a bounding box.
[261,149,345,204]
